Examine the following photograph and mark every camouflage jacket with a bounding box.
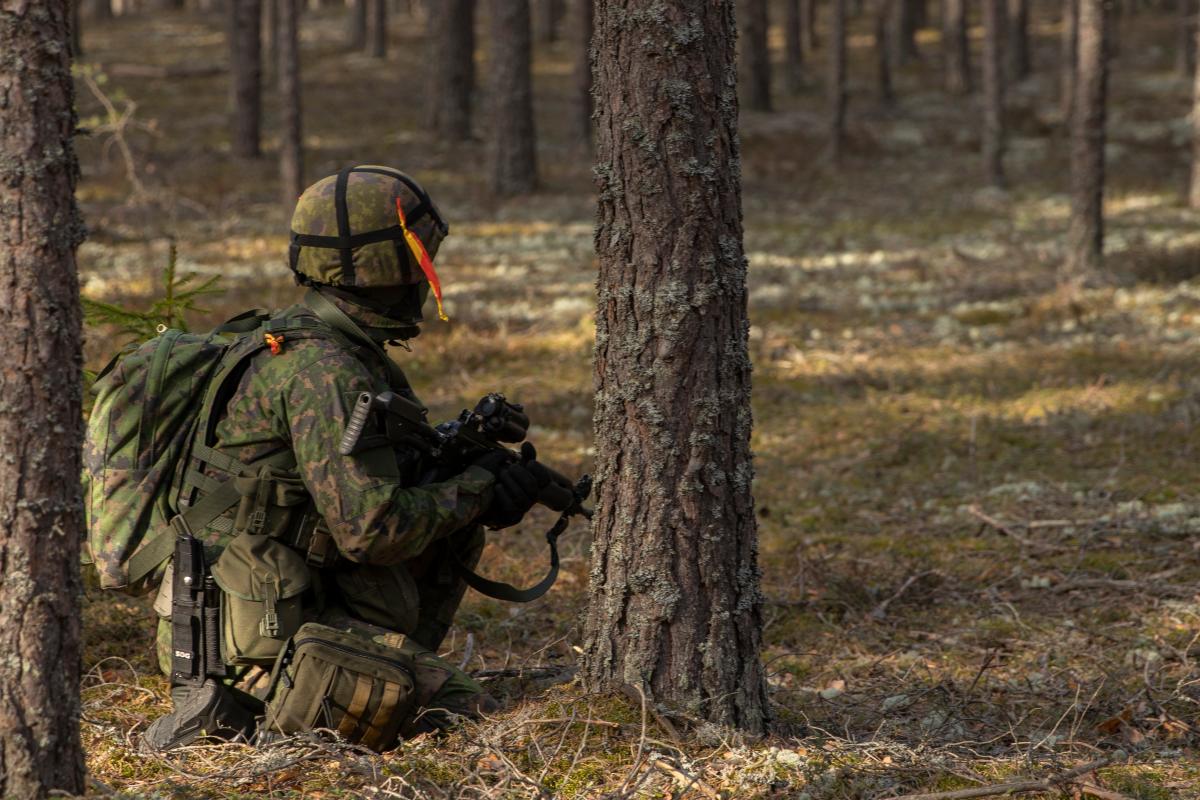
[208,301,494,564]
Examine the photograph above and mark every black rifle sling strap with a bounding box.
[452,514,568,604]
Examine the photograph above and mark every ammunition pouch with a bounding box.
[261,622,423,752]
[211,532,311,665]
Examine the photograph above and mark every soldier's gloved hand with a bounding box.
[473,443,553,529]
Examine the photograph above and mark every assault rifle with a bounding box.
[338,390,592,602]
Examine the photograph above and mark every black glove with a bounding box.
[474,443,552,529]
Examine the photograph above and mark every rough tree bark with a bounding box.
[876,0,895,106]
[784,0,804,93]
[0,1,87,797]
[369,0,386,57]
[830,0,847,162]
[982,0,1005,186]
[426,0,475,140]
[942,0,970,93]
[582,0,768,734]
[487,0,537,194]
[278,0,303,206]
[574,0,593,143]
[740,0,771,111]
[229,0,262,158]
[1190,16,1200,207]
[1007,0,1030,81]
[1066,0,1107,277]
[1060,0,1078,122]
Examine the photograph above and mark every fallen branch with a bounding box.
[885,751,1128,800]
[649,756,720,799]
[1051,578,1196,599]
[869,570,937,621]
[966,505,1067,553]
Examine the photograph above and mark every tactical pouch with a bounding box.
[232,465,310,539]
[261,622,417,752]
[211,532,310,665]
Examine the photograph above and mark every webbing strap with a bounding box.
[125,525,179,587]
[304,289,411,392]
[453,521,565,604]
[361,680,403,750]
[339,674,374,738]
[190,442,243,475]
[335,166,356,282]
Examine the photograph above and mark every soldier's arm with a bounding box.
[280,348,494,564]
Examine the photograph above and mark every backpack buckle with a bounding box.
[248,509,266,534]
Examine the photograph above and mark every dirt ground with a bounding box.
[76,5,1200,798]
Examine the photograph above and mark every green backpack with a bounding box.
[82,309,333,595]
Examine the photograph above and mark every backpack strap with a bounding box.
[304,289,413,393]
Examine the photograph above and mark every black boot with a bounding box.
[141,679,256,752]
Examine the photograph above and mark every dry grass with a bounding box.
[73,4,1200,798]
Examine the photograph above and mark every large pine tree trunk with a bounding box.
[1066,0,1107,277]
[740,0,772,111]
[574,0,593,143]
[942,0,970,93]
[0,2,87,797]
[229,0,262,158]
[487,0,537,194]
[278,0,303,206]
[784,0,805,93]
[1007,0,1030,81]
[426,0,475,140]
[1060,0,1078,122]
[830,0,848,162]
[583,0,768,734]
[982,0,1005,186]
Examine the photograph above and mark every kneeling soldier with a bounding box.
[139,166,556,750]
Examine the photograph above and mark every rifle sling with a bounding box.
[452,517,567,604]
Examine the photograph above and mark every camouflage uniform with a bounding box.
[152,168,501,726]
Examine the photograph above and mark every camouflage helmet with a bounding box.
[289,165,449,325]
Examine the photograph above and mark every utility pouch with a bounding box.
[262,622,417,752]
[211,532,310,665]
[232,466,310,539]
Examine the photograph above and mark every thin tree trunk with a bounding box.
[532,0,559,43]
[784,0,805,93]
[584,0,768,734]
[575,0,593,143]
[0,1,87,796]
[943,0,971,93]
[91,0,112,19]
[1060,0,1078,122]
[71,0,83,55]
[982,0,1005,186]
[911,0,926,28]
[830,0,847,162]
[1178,0,1196,77]
[1066,0,1107,277]
[369,0,386,57]
[1189,17,1200,207]
[263,0,278,74]
[876,0,895,106]
[278,0,303,206]
[804,0,819,50]
[488,0,536,194]
[891,0,918,61]
[426,0,475,140]
[347,0,366,50]
[1007,0,1031,80]
[229,0,262,158]
[740,0,771,110]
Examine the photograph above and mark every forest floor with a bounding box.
[75,5,1200,799]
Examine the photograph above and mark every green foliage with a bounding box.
[83,243,221,342]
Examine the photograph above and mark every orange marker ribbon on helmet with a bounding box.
[396,198,448,321]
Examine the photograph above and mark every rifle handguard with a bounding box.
[537,474,577,513]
